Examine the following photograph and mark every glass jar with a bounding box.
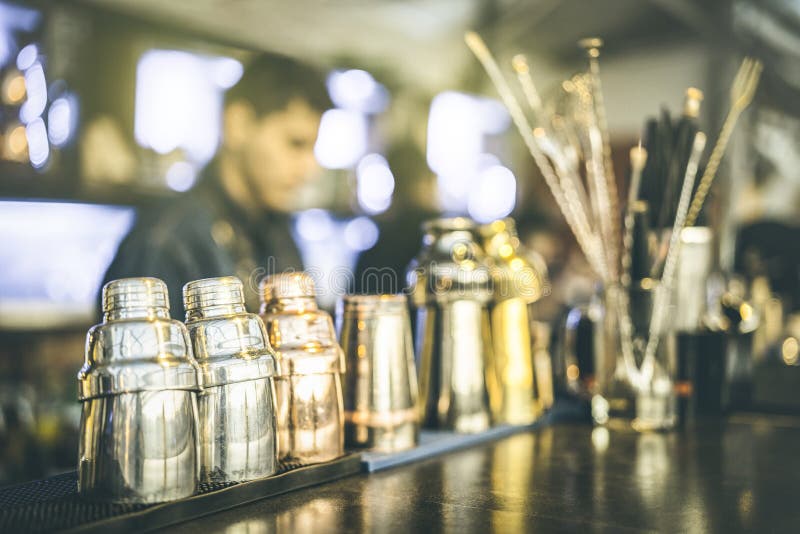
[591,283,677,431]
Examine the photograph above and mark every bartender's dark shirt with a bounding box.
[102,164,303,318]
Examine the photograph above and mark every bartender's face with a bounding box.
[226,97,322,212]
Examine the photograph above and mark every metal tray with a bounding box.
[359,417,550,472]
[0,455,361,533]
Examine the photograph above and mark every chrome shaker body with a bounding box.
[480,218,551,425]
[407,217,493,433]
[184,277,279,483]
[259,273,344,464]
[338,294,419,452]
[77,278,200,503]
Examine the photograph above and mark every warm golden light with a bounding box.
[591,426,609,452]
[640,277,654,290]
[567,364,580,381]
[739,303,752,321]
[782,337,799,366]
[498,243,513,258]
[7,125,27,155]
[452,242,468,261]
[4,75,26,104]
[489,219,505,233]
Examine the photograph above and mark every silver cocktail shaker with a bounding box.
[78,278,200,503]
[259,273,345,464]
[183,276,279,483]
[407,217,494,433]
[338,294,419,452]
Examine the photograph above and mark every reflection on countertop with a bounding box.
[164,415,800,533]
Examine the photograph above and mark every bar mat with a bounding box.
[0,454,361,533]
[359,416,550,472]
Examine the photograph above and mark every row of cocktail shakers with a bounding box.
[77,217,553,503]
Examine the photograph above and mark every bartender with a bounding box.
[103,53,331,315]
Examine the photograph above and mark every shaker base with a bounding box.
[345,420,419,453]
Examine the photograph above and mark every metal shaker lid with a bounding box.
[261,272,316,302]
[102,277,169,318]
[79,277,199,401]
[478,217,517,238]
[478,218,519,256]
[259,274,344,376]
[479,218,548,303]
[183,276,246,317]
[408,217,492,304]
[183,276,278,386]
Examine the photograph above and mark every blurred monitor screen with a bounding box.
[0,200,134,329]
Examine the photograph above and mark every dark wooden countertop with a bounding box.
[164,415,800,533]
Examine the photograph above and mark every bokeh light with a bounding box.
[47,94,77,146]
[19,61,46,124]
[3,72,25,104]
[327,69,389,114]
[135,49,242,163]
[356,153,395,214]
[314,108,368,169]
[468,164,517,223]
[16,43,37,71]
[165,161,197,192]
[427,91,513,216]
[25,116,48,168]
[344,216,379,251]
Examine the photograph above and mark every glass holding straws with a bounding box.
[465,33,761,431]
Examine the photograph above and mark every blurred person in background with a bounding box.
[104,53,331,314]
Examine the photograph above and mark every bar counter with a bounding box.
[160,414,800,533]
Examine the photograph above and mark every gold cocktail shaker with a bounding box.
[480,218,551,425]
[407,217,493,433]
[259,273,345,464]
[338,294,419,452]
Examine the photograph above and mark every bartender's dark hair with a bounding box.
[225,53,331,115]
